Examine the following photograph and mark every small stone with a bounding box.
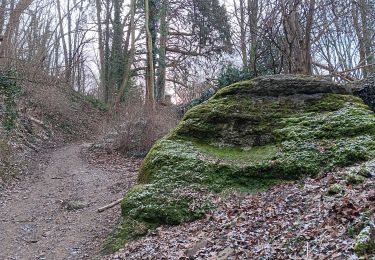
[367,190,375,201]
[63,200,87,211]
[185,239,208,258]
[217,247,234,260]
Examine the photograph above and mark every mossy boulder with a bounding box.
[118,75,375,245]
[354,224,375,255]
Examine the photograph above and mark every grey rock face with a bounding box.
[216,74,350,98]
[350,76,375,112]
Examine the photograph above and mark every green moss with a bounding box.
[357,166,373,178]
[305,94,365,112]
[354,225,375,255]
[113,182,214,252]
[346,172,366,185]
[100,216,152,255]
[348,211,373,238]
[122,183,211,226]
[194,142,278,162]
[213,80,255,98]
[133,135,373,226]
[327,184,343,195]
[173,95,291,146]
[276,103,375,141]
[116,77,375,249]
[0,73,20,131]
[173,93,374,148]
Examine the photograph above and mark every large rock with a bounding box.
[350,75,375,112]
[120,75,375,237]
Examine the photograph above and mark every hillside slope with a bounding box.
[0,75,107,184]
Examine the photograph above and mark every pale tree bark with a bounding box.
[360,0,374,76]
[53,31,60,76]
[114,0,136,108]
[0,0,33,63]
[95,0,105,100]
[0,0,6,35]
[67,0,73,84]
[145,0,155,109]
[56,0,70,83]
[234,0,248,68]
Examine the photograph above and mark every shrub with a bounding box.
[97,91,179,157]
[0,138,18,184]
[0,73,20,131]
[180,65,256,115]
[117,110,177,157]
[217,64,255,88]
[80,93,109,112]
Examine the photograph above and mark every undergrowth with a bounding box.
[0,73,20,131]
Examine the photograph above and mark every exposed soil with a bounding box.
[0,143,140,260]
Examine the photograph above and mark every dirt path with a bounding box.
[0,143,139,260]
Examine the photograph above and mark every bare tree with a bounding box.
[145,0,155,108]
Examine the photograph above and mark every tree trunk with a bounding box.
[56,0,70,83]
[0,0,6,35]
[156,0,168,103]
[248,0,258,73]
[302,0,315,75]
[150,0,158,99]
[0,0,33,63]
[358,0,374,76]
[104,0,112,103]
[114,0,136,108]
[282,0,314,75]
[234,0,248,68]
[145,0,155,109]
[95,0,106,101]
[67,0,73,85]
[111,0,124,92]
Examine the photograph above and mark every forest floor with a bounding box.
[107,168,374,260]
[0,142,141,260]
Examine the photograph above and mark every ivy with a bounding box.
[0,73,20,131]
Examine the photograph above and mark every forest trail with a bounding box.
[0,143,138,260]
